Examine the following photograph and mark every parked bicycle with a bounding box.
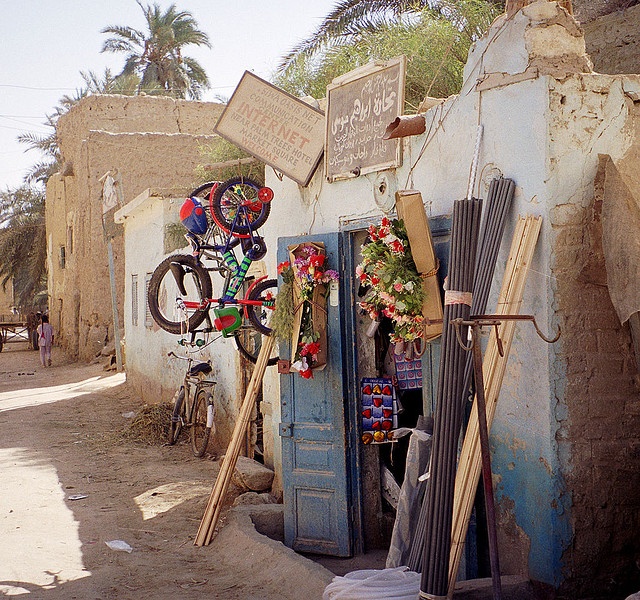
[167,347,216,457]
[147,176,278,365]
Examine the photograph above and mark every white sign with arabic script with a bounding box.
[325,56,405,182]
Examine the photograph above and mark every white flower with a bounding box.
[383,234,398,245]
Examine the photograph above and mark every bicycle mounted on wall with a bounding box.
[147,176,278,365]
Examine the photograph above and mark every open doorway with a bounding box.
[342,216,451,559]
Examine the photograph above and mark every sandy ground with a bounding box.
[0,342,333,600]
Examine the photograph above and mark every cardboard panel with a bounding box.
[396,190,443,341]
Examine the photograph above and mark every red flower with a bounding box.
[300,368,314,379]
[306,342,320,356]
[390,240,404,253]
[277,261,290,275]
[309,254,325,268]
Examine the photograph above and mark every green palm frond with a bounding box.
[274,1,501,110]
[278,0,503,74]
[0,186,47,310]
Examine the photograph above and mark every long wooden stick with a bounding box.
[447,215,542,596]
[194,334,275,546]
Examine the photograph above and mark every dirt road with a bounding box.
[0,343,332,599]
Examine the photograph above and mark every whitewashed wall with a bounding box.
[116,191,247,452]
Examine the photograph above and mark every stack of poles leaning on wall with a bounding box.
[406,174,546,599]
[406,176,516,578]
[418,194,483,599]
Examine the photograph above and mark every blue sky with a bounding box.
[0,0,338,190]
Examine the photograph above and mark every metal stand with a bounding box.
[453,314,560,600]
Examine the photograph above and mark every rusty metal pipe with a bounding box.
[383,114,426,139]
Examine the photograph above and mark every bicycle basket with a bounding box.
[180,197,208,234]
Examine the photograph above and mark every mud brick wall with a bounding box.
[584,4,640,76]
[552,155,640,597]
[51,95,224,361]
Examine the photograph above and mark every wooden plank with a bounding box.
[194,334,275,546]
[447,215,542,596]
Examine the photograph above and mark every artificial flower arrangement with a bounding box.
[273,243,339,379]
[356,217,426,349]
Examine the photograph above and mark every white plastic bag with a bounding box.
[105,540,133,553]
[323,567,420,600]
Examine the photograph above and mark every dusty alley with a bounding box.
[0,343,331,599]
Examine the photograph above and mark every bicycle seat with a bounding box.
[190,362,213,376]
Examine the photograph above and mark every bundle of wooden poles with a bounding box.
[406,178,515,573]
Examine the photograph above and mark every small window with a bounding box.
[67,226,74,254]
[131,274,139,327]
[144,273,153,328]
[59,246,66,269]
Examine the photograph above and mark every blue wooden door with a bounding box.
[278,232,352,557]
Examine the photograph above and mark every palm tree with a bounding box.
[8,66,143,311]
[101,1,211,100]
[277,0,503,75]
[0,186,47,311]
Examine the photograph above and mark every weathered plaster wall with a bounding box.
[260,2,639,593]
[51,94,223,360]
[584,4,640,76]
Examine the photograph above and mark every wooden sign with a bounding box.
[214,71,325,186]
[325,56,406,182]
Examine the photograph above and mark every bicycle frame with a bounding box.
[148,177,278,351]
[168,349,216,456]
[170,351,215,394]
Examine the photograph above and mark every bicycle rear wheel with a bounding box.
[234,278,278,366]
[147,254,213,334]
[234,330,279,366]
[191,389,214,457]
[168,386,186,444]
[211,176,271,234]
[245,278,277,335]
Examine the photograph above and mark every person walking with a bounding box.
[37,314,54,367]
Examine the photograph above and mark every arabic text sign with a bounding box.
[214,71,325,186]
[325,57,405,181]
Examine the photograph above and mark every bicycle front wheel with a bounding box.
[147,254,213,334]
[234,330,279,366]
[191,389,213,457]
[169,386,186,445]
[211,176,271,234]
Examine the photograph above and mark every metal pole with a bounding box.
[471,321,502,600]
